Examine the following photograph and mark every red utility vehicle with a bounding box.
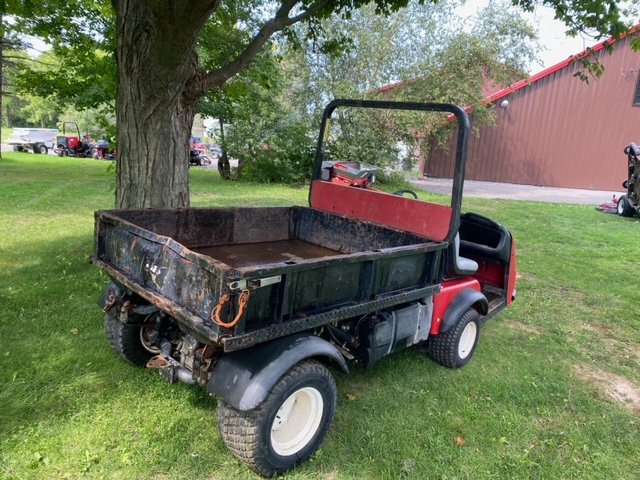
[93,100,517,476]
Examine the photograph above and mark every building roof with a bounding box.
[485,24,640,104]
[377,24,640,107]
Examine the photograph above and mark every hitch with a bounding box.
[146,355,197,385]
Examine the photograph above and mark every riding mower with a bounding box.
[617,142,640,217]
[54,122,94,158]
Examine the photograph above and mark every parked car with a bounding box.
[7,128,57,154]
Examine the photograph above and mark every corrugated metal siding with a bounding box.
[426,35,640,190]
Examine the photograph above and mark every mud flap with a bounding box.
[207,333,349,411]
[440,289,488,334]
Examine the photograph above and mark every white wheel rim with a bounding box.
[270,387,324,457]
[618,199,624,214]
[458,322,477,359]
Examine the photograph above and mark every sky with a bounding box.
[456,0,600,74]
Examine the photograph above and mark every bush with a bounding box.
[227,116,315,184]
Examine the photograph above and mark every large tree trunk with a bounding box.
[113,0,313,208]
[114,0,213,208]
[0,14,4,160]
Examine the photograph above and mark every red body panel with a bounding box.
[67,136,80,149]
[191,142,206,153]
[329,175,370,188]
[310,180,452,242]
[472,261,505,288]
[430,277,481,335]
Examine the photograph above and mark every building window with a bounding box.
[635,75,640,106]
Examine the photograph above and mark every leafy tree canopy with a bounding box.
[5,0,637,110]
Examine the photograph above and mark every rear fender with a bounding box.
[440,289,488,334]
[208,334,349,411]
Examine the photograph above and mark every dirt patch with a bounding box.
[577,323,640,365]
[323,470,338,480]
[580,322,616,335]
[515,272,536,283]
[503,320,543,335]
[574,363,640,415]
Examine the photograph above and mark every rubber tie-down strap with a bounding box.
[211,290,250,329]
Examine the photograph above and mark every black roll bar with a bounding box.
[309,99,471,243]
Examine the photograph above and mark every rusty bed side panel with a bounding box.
[95,207,447,349]
[95,259,219,343]
[109,207,293,248]
[223,284,441,351]
[292,206,432,253]
[95,212,230,327]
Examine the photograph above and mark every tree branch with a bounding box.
[201,0,329,93]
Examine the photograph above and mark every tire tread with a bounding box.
[618,195,635,217]
[426,309,479,368]
[217,360,336,476]
[104,314,153,366]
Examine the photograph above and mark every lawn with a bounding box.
[1,128,13,143]
[1,153,639,479]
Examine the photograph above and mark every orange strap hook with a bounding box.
[211,289,250,329]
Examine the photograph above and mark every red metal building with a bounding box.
[425,27,640,191]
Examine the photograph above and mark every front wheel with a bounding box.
[217,360,337,476]
[617,194,635,217]
[426,308,480,368]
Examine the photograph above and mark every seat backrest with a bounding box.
[450,233,478,276]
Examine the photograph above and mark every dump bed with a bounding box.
[94,206,446,351]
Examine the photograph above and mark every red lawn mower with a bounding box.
[54,122,95,158]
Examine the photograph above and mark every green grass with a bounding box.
[1,152,639,479]
[1,127,14,143]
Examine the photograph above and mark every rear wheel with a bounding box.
[217,360,337,476]
[426,308,480,368]
[104,313,159,366]
[617,195,635,217]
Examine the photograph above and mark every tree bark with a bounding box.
[1,14,4,160]
[114,0,215,208]
[113,0,324,208]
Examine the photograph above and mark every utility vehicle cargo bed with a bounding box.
[94,206,446,350]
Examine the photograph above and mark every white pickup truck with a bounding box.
[7,128,58,154]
